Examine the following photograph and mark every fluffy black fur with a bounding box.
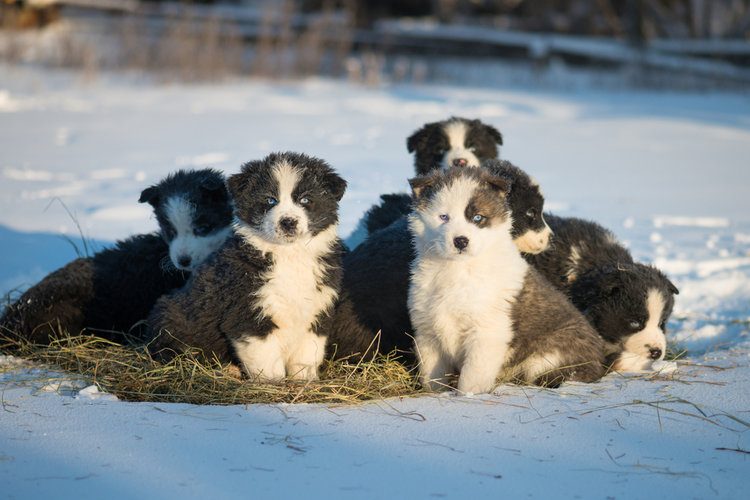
[525,214,679,368]
[326,160,548,362]
[0,169,232,345]
[147,153,347,377]
[407,116,503,176]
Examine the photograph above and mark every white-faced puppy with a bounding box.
[408,168,604,394]
[147,152,347,382]
[0,169,233,345]
[526,214,679,372]
[327,159,552,363]
[407,116,503,175]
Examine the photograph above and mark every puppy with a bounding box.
[326,159,551,362]
[408,167,604,393]
[407,116,503,175]
[362,117,504,237]
[147,152,347,382]
[0,169,232,345]
[526,215,679,371]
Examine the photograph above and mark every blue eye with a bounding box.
[299,196,310,205]
[629,320,642,330]
[267,197,278,206]
[439,214,450,222]
[472,214,484,223]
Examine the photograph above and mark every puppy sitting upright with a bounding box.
[0,169,233,345]
[526,215,679,372]
[408,168,604,394]
[148,152,347,382]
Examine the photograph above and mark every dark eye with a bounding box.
[526,208,537,219]
[299,196,310,205]
[472,214,484,224]
[439,214,450,222]
[267,197,278,206]
[628,320,642,330]
[194,224,212,236]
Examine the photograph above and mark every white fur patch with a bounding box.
[441,121,480,170]
[256,161,310,243]
[613,288,668,372]
[164,196,230,271]
[565,245,582,282]
[409,176,527,394]
[514,218,552,254]
[519,351,562,383]
[233,223,339,381]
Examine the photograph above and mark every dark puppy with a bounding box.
[407,116,503,175]
[408,167,604,393]
[148,152,346,382]
[363,117,504,236]
[0,169,233,345]
[327,159,550,362]
[526,215,679,371]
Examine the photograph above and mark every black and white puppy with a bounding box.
[407,116,504,175]
[147,152,347,382]
[0,169,233,345]
[408,168,604,393]
[326,160,551,362]
[526,215,679,372]
[361,117,504,237]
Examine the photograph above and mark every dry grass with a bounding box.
[0,333,424,406]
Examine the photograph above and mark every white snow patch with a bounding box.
[175,152,229,167]
[653,216,730,229]
[90,204,151,222]
[89,168,128,180]
[76,385,119,402]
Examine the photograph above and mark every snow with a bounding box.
[1,64,749,498]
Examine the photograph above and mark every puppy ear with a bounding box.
[138,186,160,207]
[479,171,510,195]
[407,123,435,153]
[200,175,229,202]
[226,172,248,200]
[665,278,679,296]
[485,124,503,145]
[324,173,347,202]
[408,172,439,199]
[200,175,224,192]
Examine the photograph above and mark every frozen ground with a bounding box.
[1,64,748,498]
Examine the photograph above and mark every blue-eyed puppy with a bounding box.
[147,152,347,382]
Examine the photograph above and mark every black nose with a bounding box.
[279,217,298,234]
[177,255,191,268]
[649,347,663,360]
[453,236,469,250]
[452,158,468,168]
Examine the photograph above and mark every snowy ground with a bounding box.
[1,64,749,498]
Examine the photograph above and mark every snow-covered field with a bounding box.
[1,64,748,498]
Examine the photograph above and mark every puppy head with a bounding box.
[139,168,233,272]
[408,167,510,259]
[571,263,679,372]
[483,159,551,254]
[407,117,503,176]
[228,152,346,245]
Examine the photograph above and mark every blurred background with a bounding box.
[1,0,748,89]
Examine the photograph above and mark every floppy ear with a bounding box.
[665,278,679,296]
[408,173,439,199]
[226,172,248,200]
[138,186,160,207]
[200,176,229,202]
[407,123,437,153]
[479,171,510,196]
[324,173,347,202]
[485,124,503,145]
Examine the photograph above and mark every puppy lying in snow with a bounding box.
[147,152,347,382]
[407,167,605,393]
[0,169,233,345]
[525,214,679,372]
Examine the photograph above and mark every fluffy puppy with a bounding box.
[362,118,504,237]
[408,168,604,393]
[407,116,503,175]
[326,160,551,362]
[0,169,232,345]
[147,152,346,382]
[526,215,679,371]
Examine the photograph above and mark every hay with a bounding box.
[1,333,424,405]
